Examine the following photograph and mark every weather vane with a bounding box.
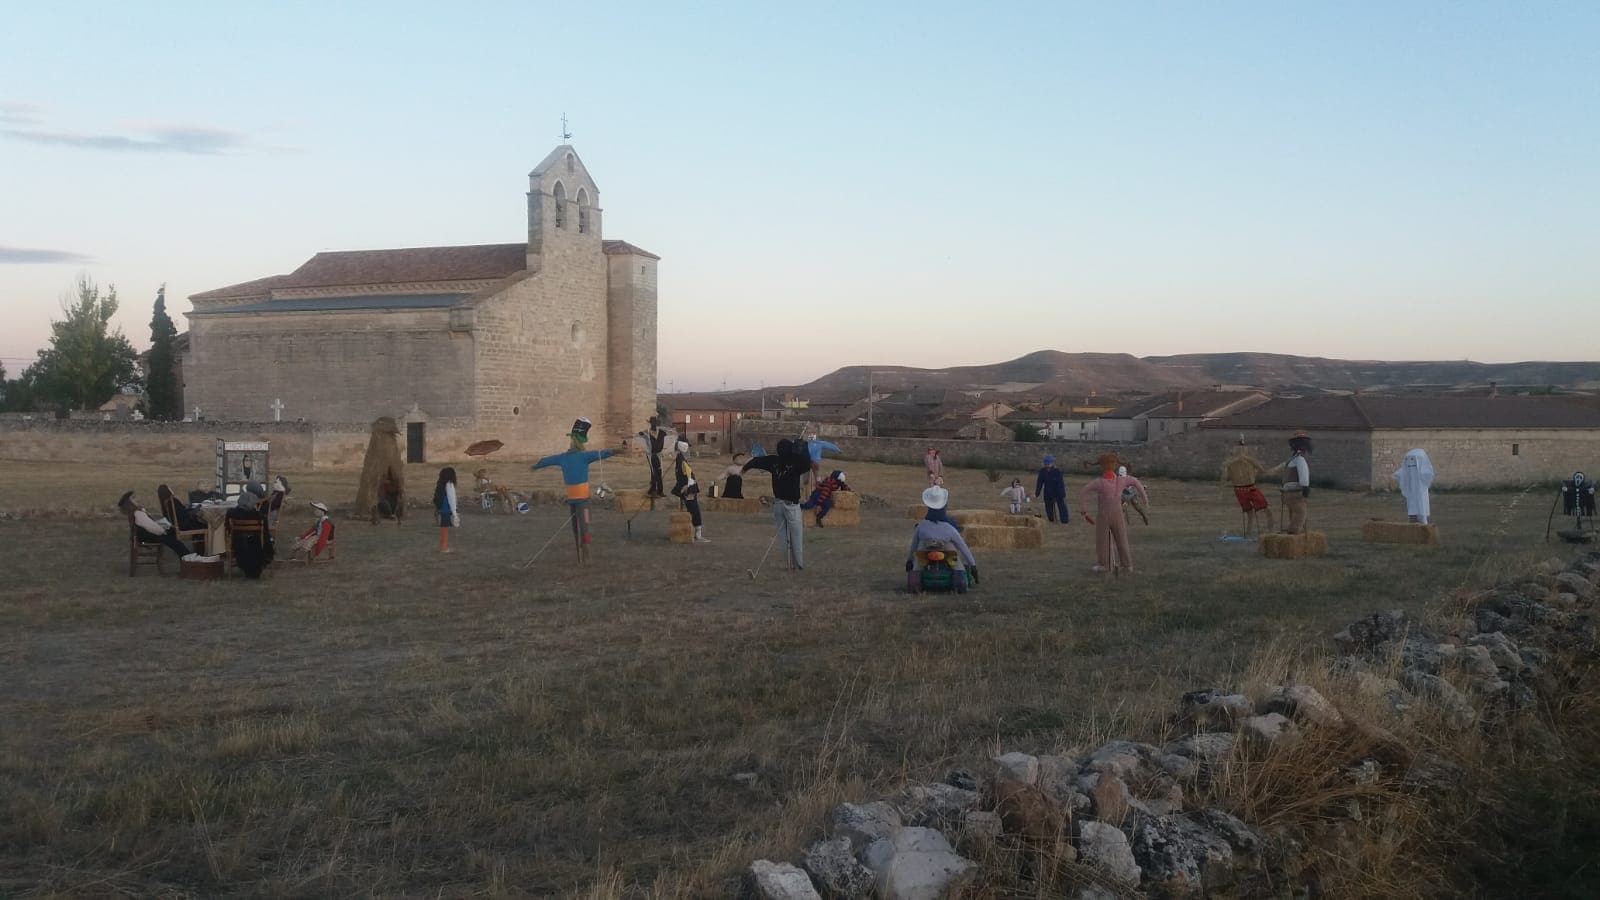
[561,113,572,142]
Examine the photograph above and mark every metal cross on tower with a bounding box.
[561,114,572,142]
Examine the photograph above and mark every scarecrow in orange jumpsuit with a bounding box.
[1079,453,1150,575]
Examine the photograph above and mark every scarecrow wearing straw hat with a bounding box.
[532,417,615,563]
[1279,431,1313,534]
[1079,452,1149,575]
[1222,439,1274,536]
[291,501,335,561]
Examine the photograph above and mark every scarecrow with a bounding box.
[803,430,841,483]
[291,501,335,561]
[1394,448,1435,524]
[801,469,850,527]
[906,485,979,593]
[637,416,670,498]
[355,416,406,524]
[1221,440,1274,535]
[1079,453,1149,575]
[1279,431,1313,534]
[925,447,944,486]
[1035,454,1069,523]
[532,416,615,562]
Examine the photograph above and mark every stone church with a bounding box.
[182,144,657,460]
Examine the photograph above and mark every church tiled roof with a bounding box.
[194,293,471,315]
[190,243,528,301]
[602,240,660,260]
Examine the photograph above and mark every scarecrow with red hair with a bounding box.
[1079,453,1149,575]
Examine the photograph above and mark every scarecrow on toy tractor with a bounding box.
[906,485,979,594]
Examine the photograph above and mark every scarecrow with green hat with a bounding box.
[531,416,615,562]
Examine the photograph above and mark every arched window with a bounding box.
[566,152,575,174]
[553,182,566,229]
[576,188,590,233]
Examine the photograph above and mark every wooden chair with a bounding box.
[127,512,163,577]
[225,517,267,577]
[161,493,210,556]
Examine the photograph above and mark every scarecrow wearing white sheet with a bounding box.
[1394,448,1435,524]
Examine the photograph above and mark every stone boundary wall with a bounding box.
[734,420,1370,488]
[0,418,488,470]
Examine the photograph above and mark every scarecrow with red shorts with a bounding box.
[1221,439,1275,536]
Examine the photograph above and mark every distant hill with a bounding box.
[797,350,1600,397]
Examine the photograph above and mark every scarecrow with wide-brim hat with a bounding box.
[1279,431,1313,534]
[292,501,335,561]
[532,416,616,563]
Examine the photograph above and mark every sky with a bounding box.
[1,1,1596,391]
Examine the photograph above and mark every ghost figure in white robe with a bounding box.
[1394,448,1434,524]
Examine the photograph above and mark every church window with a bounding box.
[566,152,575,173]
[709,415,716,424]
[553,181,567,228]
[576,188,590,233]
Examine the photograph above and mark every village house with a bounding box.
[1000,396,1114,441]
[659,393,758,451]
[1205,394,1600,488]
[1098,390,1269,442]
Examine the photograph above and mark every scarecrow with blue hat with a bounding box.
[1034,453,1069,524]
[532,416,615,562]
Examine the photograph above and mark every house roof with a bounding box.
[660,393,756,412]
[1142,391,1267,419]
[1209,396,1600,431]
[192,293,470,315]
[1100,394,1166,419]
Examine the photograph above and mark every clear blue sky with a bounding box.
[2,1,1596,390]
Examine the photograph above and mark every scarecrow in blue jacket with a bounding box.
[532,416,614,563]
[1034,454,1069,524]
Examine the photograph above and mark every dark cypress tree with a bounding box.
[145,284,180,420]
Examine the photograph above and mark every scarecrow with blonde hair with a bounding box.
[1079,453,1149,575]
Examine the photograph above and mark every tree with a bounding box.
[18,276,141,411]
[145,284,180,419]
[1012,422,1046,442]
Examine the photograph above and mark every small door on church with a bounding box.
[406,423,426,463]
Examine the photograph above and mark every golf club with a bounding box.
[747,528,782,579]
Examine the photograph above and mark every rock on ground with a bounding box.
[749,860,822,900]
[861,827,976,900]
[894,782,980,829]
[1167,732,1237,763]
[1401,670,1477,729]
[802,836,875,900]
[1555,571,1595,599]
[1077,820,1141,886]
[992,751,1039,786]
[1260,684,1344,728]
[830,801,902,852]
[1177,689,1254,731]
[1241,713,1301,749]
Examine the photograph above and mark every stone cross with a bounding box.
[193,405,201,421]
[270,398,284,422]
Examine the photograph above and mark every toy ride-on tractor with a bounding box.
[908,543,971,595]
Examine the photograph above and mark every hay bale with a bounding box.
[705,496,762,515]
[950,509,1006,527]
[832,492,860,511]
[1003,515,1046,531]
[1261,531,1329,560]
[962,524,1044,549]
[1361,520,1440,545]
[613,489,654,514]
[668,510,694,543]
[804,508,859,527]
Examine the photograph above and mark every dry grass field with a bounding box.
[0,453,1560,896]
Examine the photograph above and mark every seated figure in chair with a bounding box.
[290,501,335,561]
[228,482,275,578]
[119,490,195,558]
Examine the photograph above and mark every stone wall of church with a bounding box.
[605,252,658,447]
[470,237,611,459]
[183,309,475,425]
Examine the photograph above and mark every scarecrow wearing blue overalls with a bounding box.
[532,416,615,563]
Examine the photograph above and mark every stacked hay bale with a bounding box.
[1003,515,1046,532]
[1261,531,1330,559]
[803,491,859,527]
[949,509,1005,527]
[667,511,694,543]
[705,496,762,515]
[962,523,1044,549]
[1361,520,1441,545]
[613,489,654,514]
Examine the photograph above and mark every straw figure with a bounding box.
[355,416,406,524]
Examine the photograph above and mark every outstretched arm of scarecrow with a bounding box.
[531,454,561,471]
[743,456,776,474]
[815,440,841,457]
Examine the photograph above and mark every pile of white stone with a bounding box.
[746,551,1600,900]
